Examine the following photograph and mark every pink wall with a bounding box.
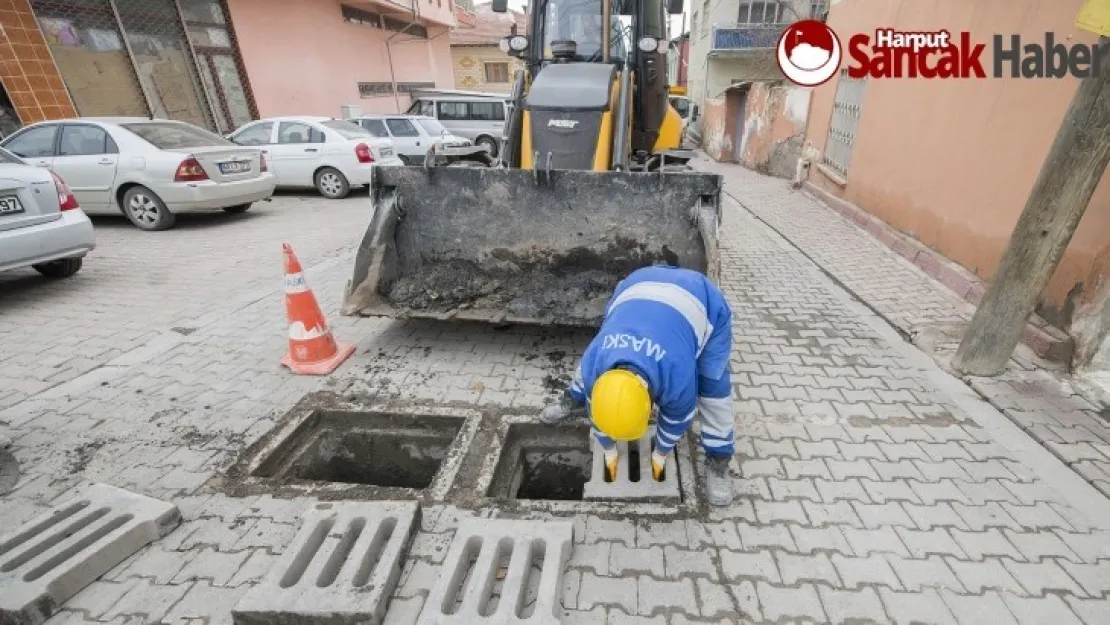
[228,0,455,119]
[805,0,1110,338]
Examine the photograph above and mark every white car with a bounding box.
[0,146,94,278]
[351,115,473,164]
[0,117,276,231]
[227,116,402,199]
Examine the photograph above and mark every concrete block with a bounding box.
[418,517,573,625]
[232,501,420,625]
[582,428,680,502]
[0,483,180,625]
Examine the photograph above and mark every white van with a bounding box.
[405,96,507,158]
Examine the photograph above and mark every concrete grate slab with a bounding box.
[231,501,420,625]
[418,517,574,625]
[0,483,181,625]
[582,426,681,501]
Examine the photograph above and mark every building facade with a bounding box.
[448,1,525,93]
[667,32,689,90]
[0,0,455,137]
[804,0,1110,370]
[685,0,825,170]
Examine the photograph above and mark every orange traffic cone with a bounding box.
[280,243,355,375]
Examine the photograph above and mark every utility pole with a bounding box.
[952,35,1110,376]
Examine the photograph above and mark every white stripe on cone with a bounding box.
[288,320,327,340]
[284,272,310,293]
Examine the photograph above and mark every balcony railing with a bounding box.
[710,23,788,52]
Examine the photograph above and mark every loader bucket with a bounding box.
[341,165,723,327]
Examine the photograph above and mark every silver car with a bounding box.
[0,117,276,231]
[350,115,472,165]
[0,146,95,278]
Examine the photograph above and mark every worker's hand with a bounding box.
[603,447,619,481]
[651,450,667,481]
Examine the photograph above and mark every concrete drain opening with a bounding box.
[250,410,465,494]
[488,423,592,501]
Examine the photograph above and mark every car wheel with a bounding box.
[32,257,82,278]
[475,136,499,158]
[122,186,175,231]
[223,203,252,214]
[315,167,350,199]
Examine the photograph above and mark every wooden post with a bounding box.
[952,36,1110,376]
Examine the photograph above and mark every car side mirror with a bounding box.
[667,0,683,15]
[491,0,507,12]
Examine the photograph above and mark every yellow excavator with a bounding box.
[341,0,722,327]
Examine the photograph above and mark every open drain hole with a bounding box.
[249,410,464,491]
[489,423,591,501]
[291,431,454,488]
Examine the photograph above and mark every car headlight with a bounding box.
[638,36,658,53]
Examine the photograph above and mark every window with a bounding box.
[809,1,828,19]
[670,97,690,117]
[417,100,434,117]
[385,118,420,137]
[437,101,468,120]
[0,146,23,164]
[231,122,273,146]
[484,62,510,83]
[739,1,786,24]
[469,101,504,121]
[277,121,325,144]
[359,119,389,137]
[121,122,232,149]
[341,4,381,27]
[321,119,371,139]
[58,125,115,156]
[822,69,866,179]
[383,16,427,38]
[3,125,57,158]
[417,118,447,135]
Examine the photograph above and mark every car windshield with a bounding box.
[540,0,629,62]
[0,146,24,165]
[121,122,232,149]
[417,119,448,135]
[321,120,373,139]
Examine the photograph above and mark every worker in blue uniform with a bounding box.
[540,264,735,506]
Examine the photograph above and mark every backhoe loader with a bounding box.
[341,0,723,327]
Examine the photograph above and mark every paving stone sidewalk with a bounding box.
[690,156,1110,500]
[1,185,1109,624]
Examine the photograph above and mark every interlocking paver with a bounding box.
[0,169,1108,625]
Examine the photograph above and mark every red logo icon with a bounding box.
[776,20,842,87]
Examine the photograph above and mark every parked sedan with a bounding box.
[351,115,473,164]
[0,146,94,278]
[227,116,402,199]
[0,117,276,231]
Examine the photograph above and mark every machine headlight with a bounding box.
[509,35,529,51]
[638,36,658,53]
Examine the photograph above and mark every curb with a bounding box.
[802,181,1075,365]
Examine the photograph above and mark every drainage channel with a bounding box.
[217,392,704,518]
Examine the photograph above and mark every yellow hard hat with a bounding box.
[591,368,651,441]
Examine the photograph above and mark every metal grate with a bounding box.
[822,68,866,179]
[179,0,258,133]
[31,0,151,118]
[28,0,256,133]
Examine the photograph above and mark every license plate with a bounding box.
[380,147,393,157]
[0,195,23,215]
[219,161,251,174]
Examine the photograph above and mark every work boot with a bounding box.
[539,395,585,424]
[704,454,733,507]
